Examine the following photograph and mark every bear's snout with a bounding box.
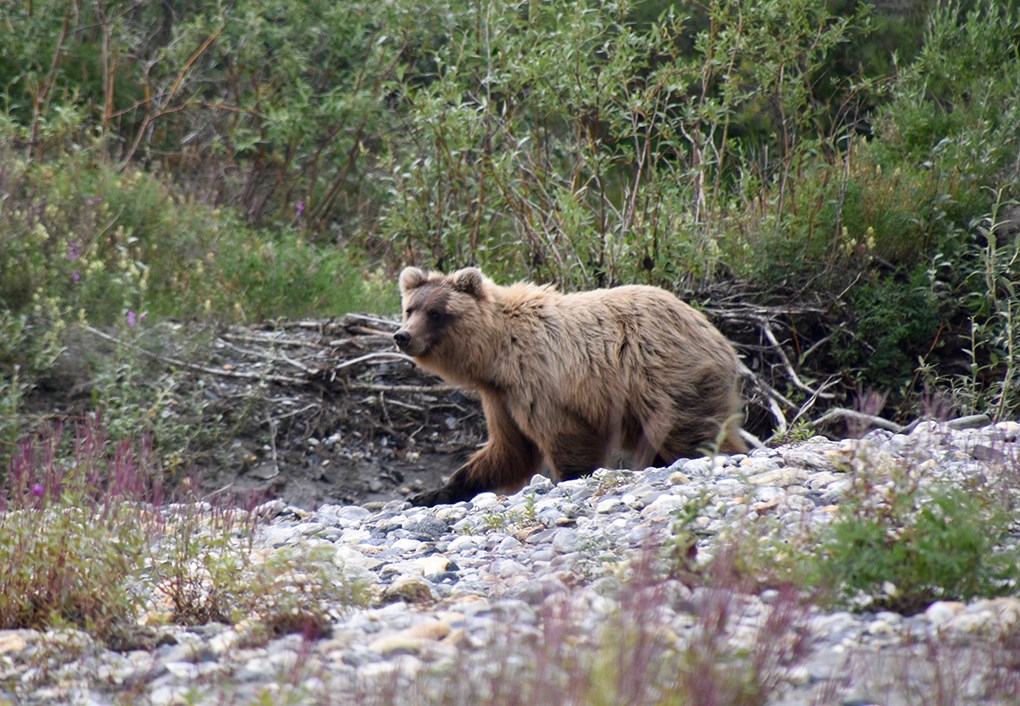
[393,330,412,351]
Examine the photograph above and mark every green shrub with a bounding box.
[249,543,371,641]
[833,268,947,393]
[152,502,369,636]
[809,466,1019,614]
[382,0,867,289]
[213,229,397,321]
[954,189,1020,419]
[0,151,393,325]
[868,0,1020,254]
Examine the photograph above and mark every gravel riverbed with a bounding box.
[2,419,1019,705]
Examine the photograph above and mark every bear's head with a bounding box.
[393,266,490,368]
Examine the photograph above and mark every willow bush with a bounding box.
[382,0,872,289]
[1,0,1018,419]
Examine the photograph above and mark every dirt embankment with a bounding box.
[68,316,484,509]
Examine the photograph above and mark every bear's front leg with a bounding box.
[544,415,606,482]
[407,392,542,506]
[407,463,487,506]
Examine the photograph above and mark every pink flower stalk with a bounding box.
[125,311,148,328]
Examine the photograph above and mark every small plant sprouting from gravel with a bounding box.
[806,456,1020,614]
[148,491,264,626]
[247,543,372,643]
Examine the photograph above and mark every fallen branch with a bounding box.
[215,337,319,375]
[789,375,842,428]
[345,383,458,395]
[331,351,413,372]
[810,408,904,433]
[85,326,307,384]
[219,331,325,348]
[760,320,835,400]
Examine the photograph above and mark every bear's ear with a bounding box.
[450,267,485,297]
[399,267,428,294]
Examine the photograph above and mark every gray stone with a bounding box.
[551,528,582,553]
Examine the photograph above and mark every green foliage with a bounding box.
[0,156,146,326]
[808,465,1019,614]
[0,0,428,229]
[214,230,396,321]
[0,300,68,454]
[0,152,394,326]
[769,420,816,447]
[956,190,1020,418]
[875,0,1020,166]
[383,0,869,288]
[85,334,209,474]
[834,268,946,392]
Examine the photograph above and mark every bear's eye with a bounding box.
[428,311,443,321]
[404,307,415,317]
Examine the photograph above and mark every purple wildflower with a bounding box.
[71,271,80,283]
[67,241,81,261]
[125,311,147,328]
[295,201,305,218]
[86,196,103,206]
[31,484,45,497]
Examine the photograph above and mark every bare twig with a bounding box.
[264,413,280,476]
[271,403,320,423]
[381,398,426,412]
[120,27,223,168]
[219,331,326,348]
[788,376,842,428]
[340,326,398,339]
[215,337,319,375]
[345,383,458,394]
[332,352,413,372]
[811,408,904,433]
[760,320,835,400]
[84,326,306,384]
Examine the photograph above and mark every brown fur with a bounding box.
[394,266,746,506]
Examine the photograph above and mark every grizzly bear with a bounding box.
[394,266,746,506]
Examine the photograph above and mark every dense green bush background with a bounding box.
[1,0,1018,440]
